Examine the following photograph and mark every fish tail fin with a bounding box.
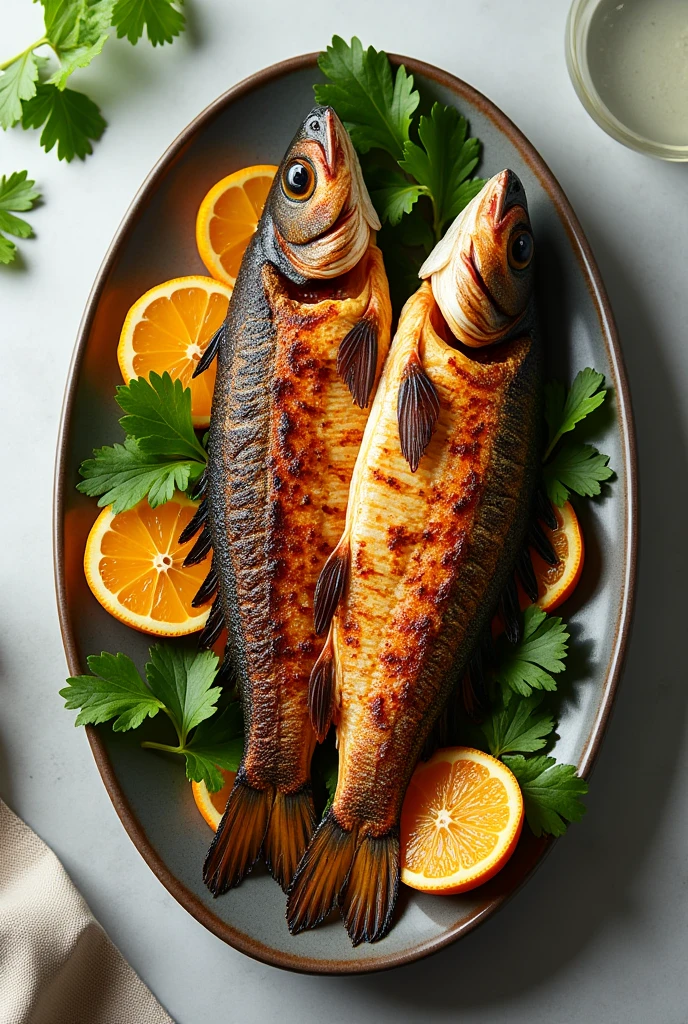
[203,776,272,895]
[340,830,400,945]
[263,787,317,891]
[286,810,358,934]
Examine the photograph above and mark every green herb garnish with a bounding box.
[502,755,588,837]
[495,605,569,698]
[0,170,40,265]
[77,372,207,513]
[481,693,555,758]
[60,645,242,792]
[0,0,185,162]
[543,368,613,506]
[315,37,485,244]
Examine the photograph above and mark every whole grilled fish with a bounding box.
[187,107,392,895]
[287,169,542,943]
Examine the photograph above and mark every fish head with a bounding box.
[267,106,380,280]
[419,169,535,347]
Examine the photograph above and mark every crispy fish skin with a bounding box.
[287,170,541,944]
[333,281,539,834]
[233,246,391,794]
[200,107,391,896]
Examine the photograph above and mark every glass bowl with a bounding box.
[566,0,688,162]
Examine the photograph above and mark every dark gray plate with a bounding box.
[54,53,637,974]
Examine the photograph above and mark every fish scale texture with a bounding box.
[0,799,172,1024]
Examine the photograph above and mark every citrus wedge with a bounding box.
[117,276,231,429]
[400,747,524,894]
[192,771,236,831]
[84,494,212,636]
[534,500,585,612]
[196,165,278,287]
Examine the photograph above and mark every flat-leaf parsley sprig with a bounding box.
[479,608,588,837]
[543,368,613,506]
[0,170,40,265]
[60,644,243,792]
[77,371,207,514]
[315,37,486,243]
[0,0,186,162]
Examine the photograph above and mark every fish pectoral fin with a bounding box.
[313,536,350,637]
[203,775,272,895]
[340,829,400,946]
[337,316,379,409]
[192,321,225,378]
[308,629,337,743]
[263,788,317,892]
[397,349,441,473]
[286,810,358,935]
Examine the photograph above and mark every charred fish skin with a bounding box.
[198,107,391,896]
[288,170,541,944]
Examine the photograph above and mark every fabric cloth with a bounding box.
[0,799,173,1024]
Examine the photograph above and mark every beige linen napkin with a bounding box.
[0,799,173,1024]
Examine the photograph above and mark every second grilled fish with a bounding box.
[287,169,542,943]
[191,107,392,895]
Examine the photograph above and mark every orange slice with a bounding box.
[117,276,231,429]
[400,747,524,894]
[196,165,277,286]
[192,771,236,830]
[534,500,585,612]
[84,494,212,636]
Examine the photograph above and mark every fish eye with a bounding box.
[508,230,533,270]
[282,159,315,201]
[310,120,320,132]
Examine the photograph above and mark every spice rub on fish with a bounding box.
[287,170,542,944]
[189,107,392,895]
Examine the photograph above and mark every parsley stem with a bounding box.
[140,740,184,754]
[0,38,50,73]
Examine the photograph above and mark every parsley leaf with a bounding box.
[117,372,207,461]
[544,441,613,507]
[315,36,419,161]
[399,103,486,239]
[111,0,186,46]
[61,651,164,730]
[40,0,113,89]
[0,170,41,265]
[482,693,555,758]
[369,167,424,227]
[502,755,588,836]
[0,51,41,129]
[78,373,206,513]
[496,605,569,698]
[21,83,106,161]
[544,368,607,459]
[145,646,220,745]
[183,706,243,791]
[77,436,204,513]
[61,644,242,793]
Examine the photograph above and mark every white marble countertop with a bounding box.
[2,1,687,1021]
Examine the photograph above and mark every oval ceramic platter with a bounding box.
[54,53,637,974]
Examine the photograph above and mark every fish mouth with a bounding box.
[323,108,338,174]
[463,242,509,318]
[493,168,527,224]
